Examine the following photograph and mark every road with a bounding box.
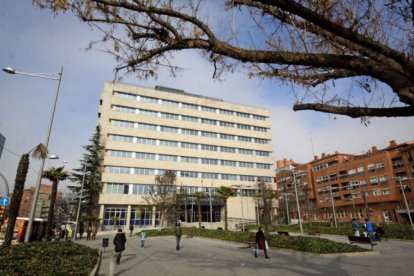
[77,233,414,276]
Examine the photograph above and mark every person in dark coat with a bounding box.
[255,226,269,258]
[113,229,127,264]
[175,221,182,251]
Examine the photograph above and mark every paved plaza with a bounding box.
[76,232,414,276]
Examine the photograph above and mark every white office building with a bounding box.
[97,82,275,230]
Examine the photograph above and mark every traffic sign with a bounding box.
[0,196,11,207]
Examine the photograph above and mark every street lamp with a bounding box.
[394,177,414,230]
[291,170,304,236]
[329,185,338,228]
[74,159,87,240]
[3,66,63,242]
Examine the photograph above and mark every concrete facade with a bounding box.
[97,82,275,230]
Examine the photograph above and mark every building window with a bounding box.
[221,160,237,167]
[112,120,135,128]
[162,99,179,107]
[201,131,217,138]
[201,144,218,151]
[103,207,127,226]
[114,91,137,100]
[379,175,388,185]
[181,142,198,149]
[201,172,218,179]
[382,189,391,195]
[256,163,271,169]
[111,150,132,158]
[240,175,255,181]
[138,123,157,131]
[370,176,378,185]
[236,112,250,118]
[220,134,235,140]
[201,158,219,165]
[140,109,158,117]
[159,154,178,162]
[140,96,158,104]
[182,102,198,110]
[239,148,253,155]
[367,164,375,173]
[373,190,382,196]
[182,128,198,136]
[254,138,268,144]
[357,166,365,176]
[201,106,216,112]
[114,105,136,114]
[181,156,199,163]
[348,169,357,178]
[134,168,156,175]
[238,136,252,142]
[159,140,179,147]
[376,162,385,171]
[221,174,238,180]
[383,210,393,222]
[201,118,217,125]
[137,137,156,145]
[237,124,251,130]
[161,112,179,120]
[182,115,198,123]
[160,126,179,133]
[181,171,198,178]
[219,121,234,128]
[220,109,234,116]
[108,166,132,174]
[253,114,266,120]
[253,126,267,132]
[239,162,254,168]
[136,152,156,160]
[221,146,236,153]
[111,134,134,143]
[256,150,270,157]
[106,183,129,194]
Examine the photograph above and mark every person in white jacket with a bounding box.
[140,230,147,248]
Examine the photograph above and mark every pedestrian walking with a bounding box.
[175,221,182,251]
[92,228,97,240]
[365,218,374,240]
[113,229,127,265]
[86,226,92,240]
[375,224,385,241]
[79,227,84,239]
[351,218,360,237]
[129,224,134,237]
[140,230,147,248]
[255,226,269,259]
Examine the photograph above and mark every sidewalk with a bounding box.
[76,231,414,276]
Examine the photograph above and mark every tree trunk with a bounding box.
[224,199,228,231]
[197,199,202,228]
[46,180,59,240]
[3,154,29,247]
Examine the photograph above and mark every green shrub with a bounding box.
[0,241,99,276]
[145,227,368,254]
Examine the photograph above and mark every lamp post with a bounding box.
[395,177,414,230]
[3,66,63,243]
[74,159,87,240]
[291,170,304,236]
[329,185,338,228]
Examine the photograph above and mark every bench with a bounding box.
[307,227,321,236]
[245,235,256,248]
[277,231,289,236]
[348,236,377,251]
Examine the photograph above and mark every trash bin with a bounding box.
[102,238,109,252]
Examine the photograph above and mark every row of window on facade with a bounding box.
[316,177,390,193]
[111,134,271,156]
[316,162,386,183]
[110,150,272,169]
[113,91,267,121]
[111,120,270,144]
[114,105,268,132]
[318,188,392,203]
[106,166,273,182]
[106,183,259,197]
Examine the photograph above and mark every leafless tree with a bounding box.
[33,0,414,118]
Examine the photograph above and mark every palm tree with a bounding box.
[43,166,69,240]
[193,191,206,228]
[216,186,236,231]
[2,144,47,247]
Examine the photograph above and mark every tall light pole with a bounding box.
[395,177,414,230]
[74,159,87,240]
[3,66,63,243]
[329,185,337,228]
[292,170,304,236]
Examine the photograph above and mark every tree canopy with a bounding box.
[34,0,414,118]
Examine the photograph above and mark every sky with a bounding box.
[1,1,414,196]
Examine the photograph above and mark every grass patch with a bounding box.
[0,241,99,276]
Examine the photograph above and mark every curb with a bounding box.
[90,250,102,276]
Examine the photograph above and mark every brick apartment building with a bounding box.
[276,140,414,225]
[18,184,62,219]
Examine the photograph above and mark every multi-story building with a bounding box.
[18,184,62,219]
[97,82,275,230]
[276,140,414,225]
